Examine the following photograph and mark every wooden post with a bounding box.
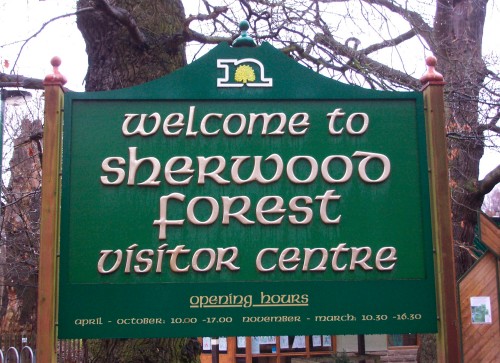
[211,338,220,363]
[245,337,252,363]
[357,335,366,363]
[420,56,461,362]
[36,57,66,363]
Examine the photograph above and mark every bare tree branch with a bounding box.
[185,5,229,26]
[281,43,343,73]
[93,0,147,47]
[184,30,232,45]
[361,0,435,47]
[0,73,44,90]
[8,7,94,72]
[478,165,500,197]
[361,29,418,55]
[478,110,500,134]
[314,33,421,89]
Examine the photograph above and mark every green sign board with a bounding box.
[59,42,436,338]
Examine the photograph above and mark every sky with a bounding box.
[0,0,498,183]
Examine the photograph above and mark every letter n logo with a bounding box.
[217,58,273,88]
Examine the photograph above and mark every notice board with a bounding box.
[58,42,436,338]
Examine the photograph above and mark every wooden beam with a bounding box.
[36,57,66,363]
[421,56,461,363]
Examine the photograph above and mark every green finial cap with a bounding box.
[232,20,257,48]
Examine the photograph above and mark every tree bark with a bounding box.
[75,1,197,362]
[0,119,43,335]
[77,0,187,91]
[432,0,489,277]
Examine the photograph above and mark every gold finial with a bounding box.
[420,55,444,85]
[44,56,67,86]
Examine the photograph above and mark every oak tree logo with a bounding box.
[235,64,256,84]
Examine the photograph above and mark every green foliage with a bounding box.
[416,334,437,363]
[331,351,351,363]
[87,338,201,363]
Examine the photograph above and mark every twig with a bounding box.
[10,7,94,73]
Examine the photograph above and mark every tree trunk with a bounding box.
[0,119,43,336]
[433,0,488,278]
[416,1,488,359]
[76,1,197,362]
[77,0,187,91]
